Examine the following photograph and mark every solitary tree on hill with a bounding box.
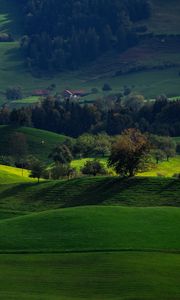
[29,160,44,183]
[108,128,151,177]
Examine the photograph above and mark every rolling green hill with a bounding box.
[0,125,69,161]
[0,206,180,253]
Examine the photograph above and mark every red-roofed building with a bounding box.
[63,89,88,99]
[32,89,49,97]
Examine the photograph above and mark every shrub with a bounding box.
[91,88,99,94]
[81,159,107,176]
[6,86,23,100]
[51,165,77,180]
[102,83,112,92]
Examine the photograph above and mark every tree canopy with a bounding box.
[108,128,151,177]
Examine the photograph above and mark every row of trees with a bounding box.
[19,0,152,71]
[3,128,176,182]
[1,94,180,137]
[29,128,177,182]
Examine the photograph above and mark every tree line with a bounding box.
[18,0,152,71]
[0,94,180,137]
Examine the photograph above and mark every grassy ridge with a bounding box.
[0,206,180,252]
[0,176,179,212]
[0,126,69,161]
[0,252,180,300]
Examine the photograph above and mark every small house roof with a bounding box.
[32,89,49,96]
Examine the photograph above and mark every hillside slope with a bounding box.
[0,177,179,212]
[0,126,69,161]
[0,206,180,253]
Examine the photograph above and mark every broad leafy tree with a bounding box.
[108,128,151,177]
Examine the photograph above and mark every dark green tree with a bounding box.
[49,145,73,165]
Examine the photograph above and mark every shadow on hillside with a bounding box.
[60,177,145,208]
[0,181,48,201]
[0,177,179,210]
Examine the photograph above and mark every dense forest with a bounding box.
[19,0,152,71]
[0,95,179,137]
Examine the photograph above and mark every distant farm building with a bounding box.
[32,89,49,97]
[63,89,88,100]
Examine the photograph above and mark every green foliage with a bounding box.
[49,145,73,165]
[29,159,44,183]
[51,164,76,180]
[81,159,107,176]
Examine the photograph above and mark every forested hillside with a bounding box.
[19,0,152,71]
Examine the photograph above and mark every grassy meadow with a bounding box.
[72,155,180,177]
[0,158,179,299]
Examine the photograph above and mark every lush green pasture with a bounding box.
[0,206,180,252]
[0,164,29,178]
[0,125,69,161]
[0,167,31,184]
[140,156,180,177]
[72,156,180,177]
[0,42,179,104]
[10,96,40,108]
[0,252,179,300]
[0,41,179,104]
